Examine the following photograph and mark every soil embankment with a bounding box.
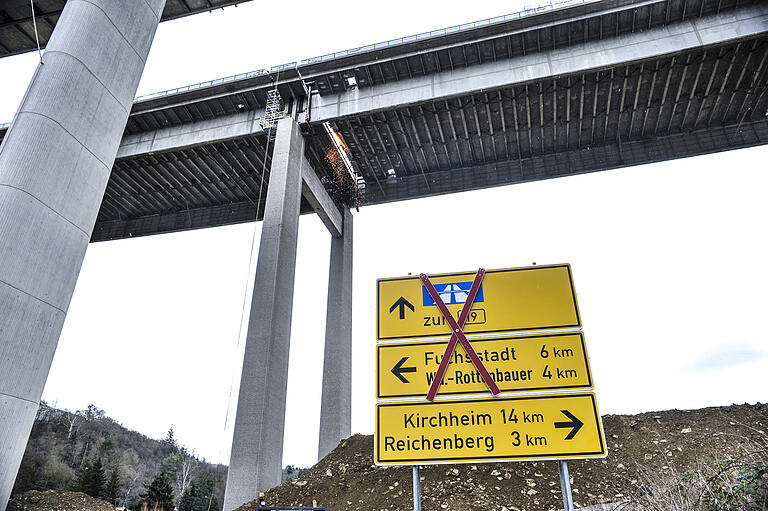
[242,403,767,511]
[7,491,114,511]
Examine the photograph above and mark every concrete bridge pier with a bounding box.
[0,2,165,510]
[223,116,355,510]
[223,118,305,511]
[318,207,353,460]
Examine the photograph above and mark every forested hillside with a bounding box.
[11,403,226,511]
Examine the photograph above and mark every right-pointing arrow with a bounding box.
[554,410,584,440]
[391,357,417,384]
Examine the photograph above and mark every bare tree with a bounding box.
[163,429,199,501]
[171,448,198,501]
[123,473,140,508]
[83,404,105,421]
[67,411,83,440]
[36,404,52,422]
[79,442,89,468]
[121,451,141,507]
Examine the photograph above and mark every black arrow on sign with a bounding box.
[391,357,417,384]
[389,296,415,320]
[554,410,584,440]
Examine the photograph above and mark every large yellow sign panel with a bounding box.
[375,393,606,465]
[377,332,592,399]
[377,264,581,341]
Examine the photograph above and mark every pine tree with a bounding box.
[87,457,107,499]
[142,473,175,511]
[104,466,122,505]
[164,427,178,451]
[179,477,219,511]
[75,460,91,493]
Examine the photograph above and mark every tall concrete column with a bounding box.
[223,118,304,511]
[0,1,165,509]
[317,208,353,460]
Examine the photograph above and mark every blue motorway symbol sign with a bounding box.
[422,282,485,306]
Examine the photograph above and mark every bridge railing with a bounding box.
[270,62,299,72]
[298,0,588,65]
[129,0,588,104]
[135,68,270,102]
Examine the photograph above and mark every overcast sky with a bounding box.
[1,1,767,469]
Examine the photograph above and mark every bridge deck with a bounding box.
[1,0,765,241]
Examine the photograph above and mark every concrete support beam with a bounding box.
[310,4,768,121]
[116,109,266,159]
[318,208,353,460]
[223,118,304,511]
[301,159,342,237]
[0,1,164,510]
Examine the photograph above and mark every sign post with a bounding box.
[412,465,422,511]
[376,332,593,399]
[558,460,575,511]
[375,393,605,465]
[377,264,581,341]
[374,264,605,510]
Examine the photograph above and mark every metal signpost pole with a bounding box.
[558,460,575,511]
[412,465,422,511]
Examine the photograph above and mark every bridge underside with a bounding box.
[0,0,252,58]
[91,37,768,241]
[336,37,768,205]
[1,0,765,242]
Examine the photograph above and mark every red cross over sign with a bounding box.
[420,268,501,401]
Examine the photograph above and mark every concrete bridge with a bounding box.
[2,0,766,243]
[0,1,766,510]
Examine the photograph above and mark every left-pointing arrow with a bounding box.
[554,410,584,440]
[391,357,417,384]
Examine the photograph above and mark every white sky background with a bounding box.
[1,1,767,468]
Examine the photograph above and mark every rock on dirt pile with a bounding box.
[234,403,767,511]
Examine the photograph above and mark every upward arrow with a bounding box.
[389,296,415,320]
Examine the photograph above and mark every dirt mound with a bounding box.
[237,403,768,511]
[7,491,114,511]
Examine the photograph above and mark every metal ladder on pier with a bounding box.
[262,89,284,140]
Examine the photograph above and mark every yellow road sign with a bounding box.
[377,264,581,341]
[377,332,592,399]
[375,393,606,465]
